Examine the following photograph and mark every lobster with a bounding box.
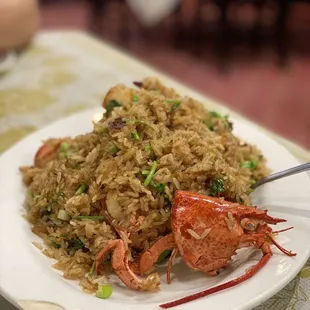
[95,190,296,308]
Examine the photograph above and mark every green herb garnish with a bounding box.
[96,284,113,299]
[144,161,157,186]
[68,238,85,252]
[145,145,152,152]
[59,142,70,159]
[165,99,181,111]
[105,100,122,117]
[204,111,232,131]
[89,260,96,277]
[241,159,258,170]
[132,94,139,102]
[131,130,140,141]
[107,145,119,154]
[123,118,154,131]
[51,241,61,249]
[74,215,105,221]
[151,181,166,193]
[157,250,171,263]
[75,183,89,195]
[141,170,150,175]
[210,178,225,196]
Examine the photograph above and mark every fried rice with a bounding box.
[20,77,270,294]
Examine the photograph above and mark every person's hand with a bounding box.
[0,0,39,51]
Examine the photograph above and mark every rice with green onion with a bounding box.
[20,77,270,294]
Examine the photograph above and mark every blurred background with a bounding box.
[2,0,310,149]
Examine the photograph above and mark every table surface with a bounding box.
[0,31,309,310]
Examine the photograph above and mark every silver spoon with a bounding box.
[253,162,310,189]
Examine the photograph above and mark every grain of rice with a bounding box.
[187,229,201,240]
[200,228,212,239]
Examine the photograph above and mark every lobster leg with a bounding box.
[167,248,179,284]
[159,239,273,308]
[139,234,176,276]
[96,239,160,291]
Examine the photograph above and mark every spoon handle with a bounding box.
[253,162,310,189]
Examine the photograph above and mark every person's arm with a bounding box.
[0,0,39,51]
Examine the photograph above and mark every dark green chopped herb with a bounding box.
[157,250,171,263]
[74,215,105,221]
[105,100,122,117]
[150,181,166,194]
[131,130,140,141]
[145,145,152,152]
[210,178,225,196]
[132,94,139,102]
[68,238,85,253]
[107,145,119,154]
[204,111,232,131]
[75,183,89,195]
[241,159,258,170]
[144,161,157,186]
[58,191,65,197]
[51,241,61,249]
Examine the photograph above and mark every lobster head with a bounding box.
[171,190,287,272]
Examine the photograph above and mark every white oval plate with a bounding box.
[1,108,310,310]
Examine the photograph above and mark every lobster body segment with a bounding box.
[171,191,286,273]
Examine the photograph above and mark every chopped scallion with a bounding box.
[131,130,140,141]
[150,181,166,193]
[145,145,152,152]
[60,142,69,153]
[74,215,104,221]
[165,99,181,104]
[241,159,258,170]
[141,170,150,175]
[96,283,113,299]
[107,145,119,154]
[132,93,139,102]
[210,178,225,196]
[105,100,122,117]
[75,183,89,195]
[89,260,96,276]
[144,161,157,186]
[57,209,70,221]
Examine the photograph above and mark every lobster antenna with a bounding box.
[266,233,296,257]
[160,252,272,308]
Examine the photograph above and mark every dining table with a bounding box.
[0,30,309,310]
